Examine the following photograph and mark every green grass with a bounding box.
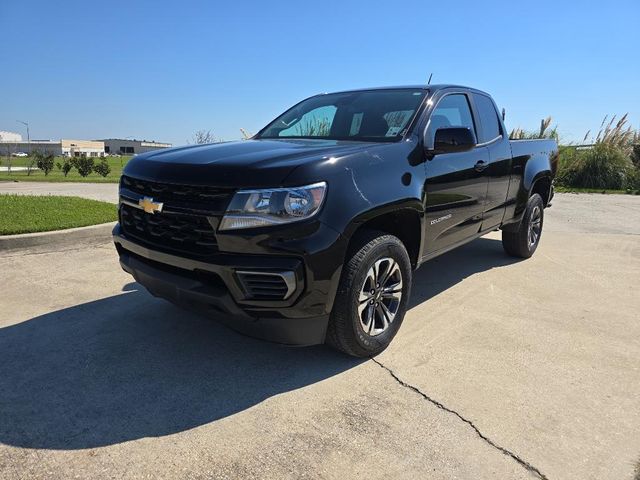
[0,194,117,235]
[0,156,130,183]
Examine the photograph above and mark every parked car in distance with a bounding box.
[12,152,28,157]
[114,85,558,357]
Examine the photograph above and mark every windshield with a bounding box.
[257,88,427,142]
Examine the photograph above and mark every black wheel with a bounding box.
[502,193,544,258]
[326,230,412,357]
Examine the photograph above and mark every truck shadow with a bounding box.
[0,292,362,450]
[408,236,522,308]
[0,237,518,450]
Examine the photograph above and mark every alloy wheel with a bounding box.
[358,257,403,336]
[528,205,542,248]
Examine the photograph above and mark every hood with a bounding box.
[123,139,378,188]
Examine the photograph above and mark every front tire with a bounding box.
[326,230,412,357]
[502,193,544,258]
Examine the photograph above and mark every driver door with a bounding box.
[422,92,490,256]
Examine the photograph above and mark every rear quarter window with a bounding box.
[474,94,502,143]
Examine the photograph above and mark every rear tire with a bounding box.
[502,193,544,258]
[326,230,412,357]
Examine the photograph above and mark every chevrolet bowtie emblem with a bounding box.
[138,196,163,214]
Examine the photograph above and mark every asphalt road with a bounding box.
[1,193,638,479]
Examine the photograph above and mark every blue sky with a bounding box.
[1,0,638,145]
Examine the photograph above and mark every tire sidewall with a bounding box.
[347,239,412,353]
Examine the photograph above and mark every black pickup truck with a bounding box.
[114,85,558,357]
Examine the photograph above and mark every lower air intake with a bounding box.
[236,271,296,301]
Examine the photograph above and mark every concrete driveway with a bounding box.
[0,181,118,203]
[1,193,638,479]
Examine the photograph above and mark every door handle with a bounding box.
[474,160,488,172]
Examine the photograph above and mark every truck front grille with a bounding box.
[120,175,233,212]
[120,204,218,255]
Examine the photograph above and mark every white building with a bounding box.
[99,138,172,155]
[0,134,172,157]
[0,138,105,157]
[61,139,105,157]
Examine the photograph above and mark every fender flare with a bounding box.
[503,171,553,232]
[339,198,426,264]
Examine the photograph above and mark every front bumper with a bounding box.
[113,226,332,345]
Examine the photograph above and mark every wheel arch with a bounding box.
[342,200,425,269]
[530,174,553,206]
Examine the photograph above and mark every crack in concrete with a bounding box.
[372,358,549,480]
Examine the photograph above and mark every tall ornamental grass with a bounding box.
[512,113,639,191]
[509,117,559,140]
[557,144,637,190]
[557,114,639,191]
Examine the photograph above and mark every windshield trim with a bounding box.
[255,88,430,143]
[257,135,402,143]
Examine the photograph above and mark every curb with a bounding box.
[0,221,117,251]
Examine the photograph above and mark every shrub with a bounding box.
[34,151,55,176]
[93,158,111,177]
[557,144,635,190]
[627,169,640,194]
[631,144,640,169]
[56,158,73,177]
[26,157,37,176]
[71,155,94,177]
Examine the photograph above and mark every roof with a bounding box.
[0,139,59,144]
[322,84,488,96]
[97,138,170,144]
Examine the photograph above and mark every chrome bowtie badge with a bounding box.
[138,196,163,214]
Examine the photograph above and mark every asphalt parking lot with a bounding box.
[1,193,639,480]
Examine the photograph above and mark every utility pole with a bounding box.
[17,120,30,155]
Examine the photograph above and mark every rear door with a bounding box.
[471,93,513,230]
[423,92,490,255]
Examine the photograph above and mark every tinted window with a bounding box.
[427,94,476,141]
[259,89,426,142]
[474,94,501,143]
[278,105,337,137]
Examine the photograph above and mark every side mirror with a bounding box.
[429,127,476,155]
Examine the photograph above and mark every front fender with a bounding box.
[340,199,425,241]
[284,139,427,240]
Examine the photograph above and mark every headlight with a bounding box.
[219,182,327,230]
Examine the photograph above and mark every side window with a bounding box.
[278,105,337,137]
[427,94,476,141]
[474,94,501,143]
